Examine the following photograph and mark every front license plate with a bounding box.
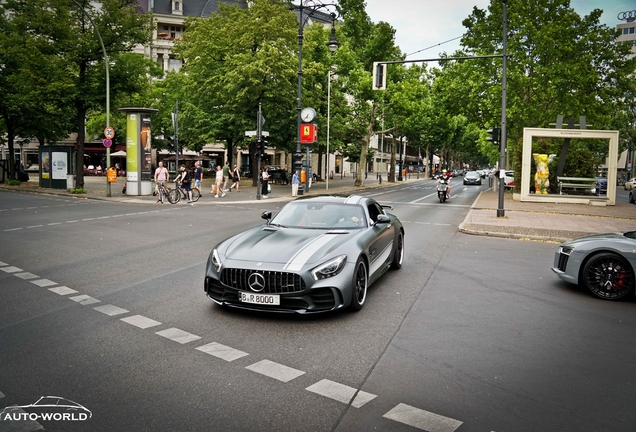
[240,291,280,306]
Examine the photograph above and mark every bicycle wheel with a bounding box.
[168,188,180,204]
[191,189,201,202]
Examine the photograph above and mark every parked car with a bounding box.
[624,178,635,191]
[463,171,482,185]
[204,195,405,313]
[504,170,514,188]
[552,231,636,300]
[593,177,607,196]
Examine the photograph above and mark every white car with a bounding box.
[504,170,514,188]
[624,178,635,191]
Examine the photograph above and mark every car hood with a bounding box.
[223,225,356,267]
[562,232,632,247]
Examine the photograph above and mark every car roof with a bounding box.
[295,194,367,205]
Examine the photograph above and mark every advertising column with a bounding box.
[119,107,158,195]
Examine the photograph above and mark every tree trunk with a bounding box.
[355,104,377,187]
[389,136,396,182]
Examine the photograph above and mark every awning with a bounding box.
[110,150,126,157]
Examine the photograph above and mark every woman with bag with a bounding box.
[230,165,241,192]
[261,166,270,199]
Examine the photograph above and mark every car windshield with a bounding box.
[270,202,367,229]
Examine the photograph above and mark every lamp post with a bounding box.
[295,1,339,192]
[71,0,111,196]
[325,16,338,191]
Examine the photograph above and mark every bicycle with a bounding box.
[156,182,177,204]
[171,180,201,203]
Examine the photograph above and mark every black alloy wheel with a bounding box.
[582,252,634,300]
[350,257,368,311]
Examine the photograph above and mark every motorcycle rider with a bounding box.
[436,169,451,199]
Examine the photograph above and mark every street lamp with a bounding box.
[325,15,338,191]
[71,0,111,196]
[294,1,339,192]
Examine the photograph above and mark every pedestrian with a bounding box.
[214,165,225,198]
[193,161,203,196]
[261,166,270,199]
[230,164,241,192]
[154,161,169,204]
[176,164,194,204]
[222,161,231,193]
[291,169,300,197]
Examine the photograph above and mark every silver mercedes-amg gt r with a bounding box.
[205,195,405,313]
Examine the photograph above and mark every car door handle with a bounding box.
[370,248,376,256]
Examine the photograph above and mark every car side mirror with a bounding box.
[261,211,272,221]
[375,214,390,225]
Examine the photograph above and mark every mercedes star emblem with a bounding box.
[248,272,266,292]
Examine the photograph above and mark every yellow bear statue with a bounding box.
[532,153,556,194]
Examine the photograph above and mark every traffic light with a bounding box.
[292,152,303,171]
[167,136,175,150]
[486,127,500,146]
[372,62,386,90]
[259,136,267,158]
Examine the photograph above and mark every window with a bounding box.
[630,27,635,34]
[175,2,179,10]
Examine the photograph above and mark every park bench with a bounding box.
[557,176,597,195]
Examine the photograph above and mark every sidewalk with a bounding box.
[459,189,636,242]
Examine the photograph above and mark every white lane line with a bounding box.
[121,315,162,329]
[94,304,129,316]
[27,225,44,229]
[245,359,305,383]
[155,328,202,344]
[0,390,4,397]
[30,279,57,287]
[96,216,110,220]
[0,266,22,273]
[383,403,463,432]
[4,228,23,231]
[414,222,431,225]
[124,213,138,216]
[11,208,24,211]
[15,272,40,280]
[0,261,8,266]
[409,192,438,203]
[49,286,79,296]
[66,220,79,223]
[41,205,52,208]
[306,379,377,408]
[434,223,451,226]
[47,222,62,226]
[196,342,249,362]
[25,207,37,209]
[82,218,95,221]
[69,295,101,305]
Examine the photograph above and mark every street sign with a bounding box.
[245,130,270,137]
[103,139,112,148]
[104,127,115,139]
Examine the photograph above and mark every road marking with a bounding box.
[156,328,202,344]
[25,207,37,209]
[47,222,61,226]
[0,266,22,273]
[434,223,451,226]
[383,403,463,432]
[15,272,40,280]
[11,208,24,211]
[4,228,23,231]
[414,222,431,225]
[49,286,79,296]
[121,315,162,329]
[82,218,95,221]
[30,279,57,287]
[27,225,43,229]
[196,342,249,362]
[245,359,305,383]
[0,261,9,266]
[409,192,437,203]
[96,216,110,220]
[66,220,79,223]
[306,379,377,408]
[69,295,101,305]
[94,304,129,316]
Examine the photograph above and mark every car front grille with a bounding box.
[557,253,569,272]
[220,268,306,294]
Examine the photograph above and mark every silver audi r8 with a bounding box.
[204,195,404,313]
[552,231,636,300]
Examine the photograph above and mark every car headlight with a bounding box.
[211,248,222,272]
[311,255,347,280]
[559,246,574,255]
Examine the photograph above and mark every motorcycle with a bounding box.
[437,179,448,203]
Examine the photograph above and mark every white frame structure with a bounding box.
[520,127,619,205]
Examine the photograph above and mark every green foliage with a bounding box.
[5,180,20,186]
[69,188,87,194]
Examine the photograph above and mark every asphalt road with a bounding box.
[1,180,634,432]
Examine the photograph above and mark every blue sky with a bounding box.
[364,0,634,59]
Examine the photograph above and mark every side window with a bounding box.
[367,203,382,223]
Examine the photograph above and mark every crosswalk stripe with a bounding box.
[155,328,201,344]
[0,261,8,266]
[69,295,101,305]
[0,266,22,273]
[383,403,462,432]
[30,279,56,287]
[48,286,78,296]
[14,272,39,280]
[94,304,129,316]
[245,359,305,383]
[196,342,249,362]
[306,379,376,408]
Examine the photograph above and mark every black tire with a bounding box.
[350,257,368,311]
[582,252,634,300]
[390,231,404,270]
[168,188,180,204]
[191,189,201,202]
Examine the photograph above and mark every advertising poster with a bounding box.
[51,152,68,180]
[41,152,50,179]
[126,113,139,181]
[141,115,152,181]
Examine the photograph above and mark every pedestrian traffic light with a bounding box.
[292,152,303,171]
[486,127,500,146]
